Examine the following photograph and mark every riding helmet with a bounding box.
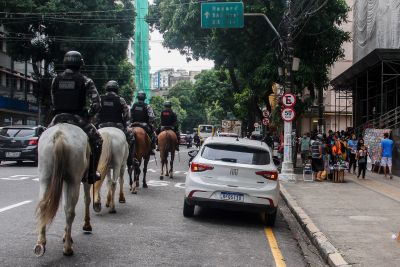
[63,51,84,69]
[137,91,146,101]
[164,101,172,108]
[105,80,119,93]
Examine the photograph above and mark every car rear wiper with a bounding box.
[215,158,237,163]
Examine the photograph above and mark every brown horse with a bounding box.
[127,126,151,194]
[158,129,178,180]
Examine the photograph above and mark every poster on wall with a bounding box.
[363,128,392,169]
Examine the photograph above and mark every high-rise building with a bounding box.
[0,25,40,126]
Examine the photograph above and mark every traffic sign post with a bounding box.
[282,93,296,107]
[262,118,269,126]
[281,107,296,122]
[201,2,244,28]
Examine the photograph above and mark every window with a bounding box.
[201,144,270,165]
[199,125,213,133]
[0,128,35,137]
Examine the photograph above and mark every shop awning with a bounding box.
[331,49,400,91]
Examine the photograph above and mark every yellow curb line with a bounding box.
[265,227,286,267]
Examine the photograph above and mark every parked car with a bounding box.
[179,133,187,145]
[184,137,279,226]
[0,125,46,165]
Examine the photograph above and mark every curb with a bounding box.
[280,184,351,267]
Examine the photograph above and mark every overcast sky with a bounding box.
[149,29,214,73]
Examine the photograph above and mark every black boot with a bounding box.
[150,135,156,155]
[88,144,101,184]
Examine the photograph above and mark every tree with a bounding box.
[168,80,207,132]
[149,0,350,131]
[1,0,135,123]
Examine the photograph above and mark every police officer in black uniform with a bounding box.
[130,91,156,155]
[96,80,136,166]
[49,51,102,184]
[159,101,180,151]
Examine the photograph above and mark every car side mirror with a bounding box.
[272,156,281,166]
[188,150,198,158]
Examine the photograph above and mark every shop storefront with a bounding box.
[0,96,39,126]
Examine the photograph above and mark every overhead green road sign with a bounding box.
[201,2,244,29]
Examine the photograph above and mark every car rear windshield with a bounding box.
[201,144,270,165]
[0,128,35,138]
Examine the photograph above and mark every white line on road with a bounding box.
[0,200,32,213]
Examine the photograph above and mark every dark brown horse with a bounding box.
[158,129,178,180]
[127,126,151,194]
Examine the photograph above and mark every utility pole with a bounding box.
[279,0,296,181]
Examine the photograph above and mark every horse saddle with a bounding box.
[51,113,82,127]
[131,122,152,136]
[161,126,174,131]
[98,122,124,130]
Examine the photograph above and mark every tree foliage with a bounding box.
[1,0,136,121]
[149,0,350,131]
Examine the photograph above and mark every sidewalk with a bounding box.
[281,170,400,267]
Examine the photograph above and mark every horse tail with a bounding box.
[97,132,112,176]
[36,131,69,230]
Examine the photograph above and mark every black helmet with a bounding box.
[164,101,172,108]
[63,51,83,69]
[105,80,119,93]
[137,91,146,101]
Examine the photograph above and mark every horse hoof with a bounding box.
[143,183,148,188]
[119,197,126,203]
[93,202,101,213]
[83,224,92,232]
[33,244,45,257]
[109,209,117,214]
[160,176,164,180]
[105,203,110,208]
[63,248,74,256]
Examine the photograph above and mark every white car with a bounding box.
[184,137,279,226]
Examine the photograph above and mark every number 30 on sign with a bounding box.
[281,107,296,122]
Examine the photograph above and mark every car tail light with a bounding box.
[191,162,214,172]
[255,171,278,181]
[28,138,39,146]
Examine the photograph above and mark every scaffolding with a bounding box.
[331,49,400,131]
[134,0,150,103]
[333,89,352,132]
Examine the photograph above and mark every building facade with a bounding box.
[300,0,353,134]
[150,69,201,97]
[0,26,40,126]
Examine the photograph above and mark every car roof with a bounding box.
[203,136,270,150]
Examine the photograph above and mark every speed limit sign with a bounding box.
[282,93,296,107]
[281,107,296,122]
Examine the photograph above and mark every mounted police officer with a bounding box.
[95,80,136,166]
[130,91,156,155]
[159,100,180,151]
[49,51,102,184]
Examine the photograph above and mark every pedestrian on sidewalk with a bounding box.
[348,134,358,174]
[380,132,394,179]
[356,138,368,179]
[300,133,311,165]
[311,134,324,181]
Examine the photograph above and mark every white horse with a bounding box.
[93,127,129,214]
[34,123,92,257]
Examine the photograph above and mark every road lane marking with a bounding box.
[0,200,32,213]
[0,175,37,181]
[174,183,185,189]
[265,227,286,267]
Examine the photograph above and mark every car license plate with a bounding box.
[220,192,244,202]
[5,152,21,158]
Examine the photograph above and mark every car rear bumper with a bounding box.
[185,197,277,214]
[0,148,38,161]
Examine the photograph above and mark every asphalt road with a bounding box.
[0,146,310,267]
